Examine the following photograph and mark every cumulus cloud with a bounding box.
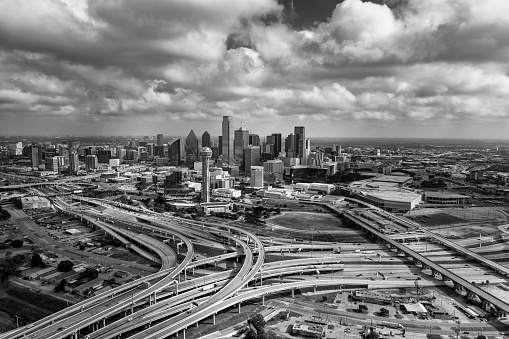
[0,0,508,138]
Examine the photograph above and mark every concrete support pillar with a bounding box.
[313,286,317,293]
[192,267,195,275]
[238,302,241,313]
[102,318,105,328]
[183,328,186,339]
[184,269,187,280]
[213,313,216,325]
[262,294,265,306]
[154,291,157,304]
[214,261,217,267]
[291,288,295,298]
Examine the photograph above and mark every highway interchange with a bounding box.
[2,195,509,339]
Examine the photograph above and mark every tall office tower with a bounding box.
[234,127,249,157]
[168,139,181,164]
[69,151,79,174]
[244,146,260,175]
[218,136,223,156]
[85,155,98,171]
[285,133,295,155]
[271,133,282,158]
[97,150,111,164]
[303,139,310,164]
[157,134,164,146]
[146,143,155,157]
[185,130,199,163]
[30,145,39,168]
[250,166,264,188]
[200,147,213,203]
[221,116,234,165]
[249,134,260,146]
[202,131,211,148]
[45,157,59,172]
[179,136,186,162]
[294,126,305,159]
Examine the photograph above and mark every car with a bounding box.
[57,327,66,331]
[463,331,470,334]
[127,318,133,322]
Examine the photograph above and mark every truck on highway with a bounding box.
[380,321,403,329]
[202,284,215,291]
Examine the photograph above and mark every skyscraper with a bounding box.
[285,133,295,155]
[244,146,260,175]
[294,126,305,159]
[271,133,282,158]
[157,134,164,146]
[234,127,249,157]
[69,151,79,174]
[85,155,98,171]
[30,145,39,168]
[221,116,234,165]
[202,131,211,148]
[185,130,199,163]
[250,166,264,188]
[200,147,213,203]
[249,134,260,146]
[97,150,111,164]
[168,139,181,164]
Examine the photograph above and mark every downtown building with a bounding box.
[221,116,234,166]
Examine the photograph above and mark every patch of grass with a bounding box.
[271,212,342,231]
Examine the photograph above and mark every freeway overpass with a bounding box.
[342,210,509,316]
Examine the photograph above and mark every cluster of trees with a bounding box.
[420,178,447,188]
[0,206,10,220]
[210,211,239,220]
[9,239,24,248]
[0,254,26,282]
[31,253,46,268]
[57,260,74,272]
[83,189,122,199]
[328,171,366,184]
[245,314,280,339]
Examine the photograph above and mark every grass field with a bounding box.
[414,213,465,226]
[270,212,342,231]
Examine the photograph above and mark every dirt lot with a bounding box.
[270,212,343,231]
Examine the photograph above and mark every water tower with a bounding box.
[200,147,213,203]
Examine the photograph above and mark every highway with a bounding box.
[343,210,509,314]
[4,193,509,339]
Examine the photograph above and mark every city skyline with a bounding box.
[1,0,509,139]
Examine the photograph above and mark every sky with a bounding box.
[1,0,509,139]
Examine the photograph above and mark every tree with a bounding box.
[379,308,389,317]
[57,260,74,272]
[10,239,23,248]
[365,332,380,339]
[18,308,33,326]
[54,279,67,292]
[79,244,86,250]
[31,253,43,268]
[246,314,266,339]
[358,304,368,313]
[80,268,99,280]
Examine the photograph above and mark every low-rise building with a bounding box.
[424,191,471,205]
[21,196,50,209]
[211,188,241,199]
[291,322,323,338]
